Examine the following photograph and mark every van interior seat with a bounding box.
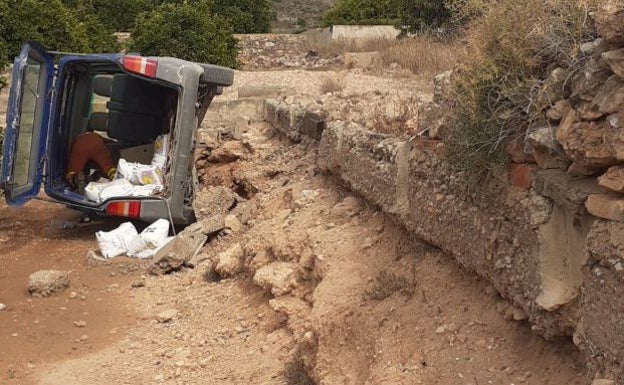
[92,75,113,97]
[106,74,169,144]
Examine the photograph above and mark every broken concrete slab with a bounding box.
[183,214,226,236]
[149,231,207,275]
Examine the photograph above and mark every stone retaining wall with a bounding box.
[262,99,624,383]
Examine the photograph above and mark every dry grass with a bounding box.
[306,33,457,77]
[444,0,598,176]
[320,76,345,94]
[305,35,395,57]
[365,270,416,301]
[283,359,315,385]
[375,37,457,77]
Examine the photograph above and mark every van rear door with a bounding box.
[1,43,54,206]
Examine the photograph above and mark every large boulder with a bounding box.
[27,270,69,297]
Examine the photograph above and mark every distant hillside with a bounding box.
[271,0,336,33]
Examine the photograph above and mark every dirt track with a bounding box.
[0,68,589,384]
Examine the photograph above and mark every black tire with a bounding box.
[198,63,234,87]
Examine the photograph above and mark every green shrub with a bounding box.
[321,0,400,26]
[130,1,239,68]
[444,0,597,176]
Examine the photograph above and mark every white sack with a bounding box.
[95,222,139,259]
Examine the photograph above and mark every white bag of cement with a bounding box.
[99,179,134,201]
[84,182,108,202]
[151,135,169,168]
[139,166,163,186]
[116,159,141,184]
[127,219,171,258]
[95,222,139,259]
[130,184,163,197]
[153,135,169,157]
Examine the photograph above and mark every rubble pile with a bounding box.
[236,34,343,70]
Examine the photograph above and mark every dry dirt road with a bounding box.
[0,69,588,385]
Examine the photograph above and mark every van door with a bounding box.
[1,43,54,206]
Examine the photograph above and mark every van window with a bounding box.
[14,58,42,187]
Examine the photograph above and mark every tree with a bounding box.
[394,0,451,33]
[62,0,154,32]
[130,1,239,68]
[67,0,120,52]
[0,0,90,64]
[321,0,400,26]
[212,0,272,33]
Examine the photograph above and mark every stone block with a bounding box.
[586,194,624,221]
[599,166,624,193]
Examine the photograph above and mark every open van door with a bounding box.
[1,43,54,206]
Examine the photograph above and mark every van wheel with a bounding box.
[198,63,234,87]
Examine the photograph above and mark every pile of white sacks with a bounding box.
[85,135,169,203]
[95,218,172,259]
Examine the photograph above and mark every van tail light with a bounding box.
[105,200,141,218]
[122,56,157,78]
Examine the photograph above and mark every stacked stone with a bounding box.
[506,2,624,220]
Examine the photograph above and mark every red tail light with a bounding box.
[122,56,157,78]
[105,201,141,218]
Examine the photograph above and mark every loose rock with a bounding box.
[215,243,245,277]
[156,309,178,323]
[27,270,70,297]
[253,262,299,296]
[74,320,87,328]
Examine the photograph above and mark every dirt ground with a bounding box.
[0,64,589,385]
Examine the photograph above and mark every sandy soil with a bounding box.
[0,64,588,385]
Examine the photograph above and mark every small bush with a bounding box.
[444,0,597,176]
[283,359,315,385]
[320,76,345,93]
[130,1,239,68]
[365,270,415,300]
